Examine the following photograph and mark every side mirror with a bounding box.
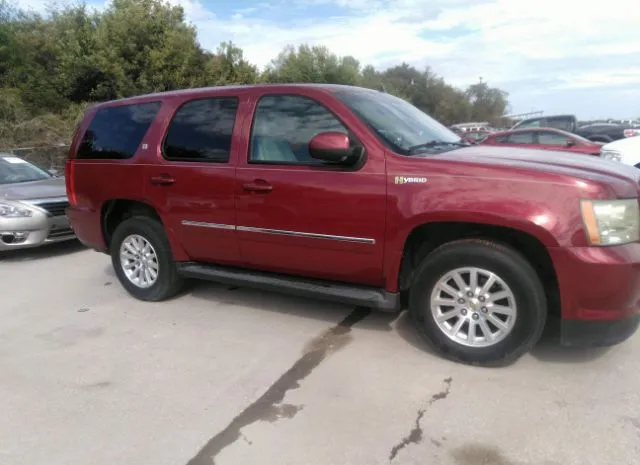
[309,131,362,165]
[565,139,575,147]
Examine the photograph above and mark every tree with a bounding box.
[262,44,361,85]
[204,41,258,86]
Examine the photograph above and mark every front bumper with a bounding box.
[561,314,640,347]
[550,243,640,347]
[0,209,75,251]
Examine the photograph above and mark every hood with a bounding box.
[0,177,67,201]
[430,145,640,187]
[601,136,640,166]
[602,135,640,151]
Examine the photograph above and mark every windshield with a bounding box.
[0,155,52,185]
[334,89,463,155]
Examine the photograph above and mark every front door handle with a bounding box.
[243,180,273,193]
[150,174,175,186]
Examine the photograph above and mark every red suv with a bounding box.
[65,84,640,366]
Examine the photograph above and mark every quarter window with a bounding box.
[164,97,239,162]
[249,94,351,164]
[77,102,161,159]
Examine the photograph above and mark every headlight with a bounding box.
[601,150,622,162]
[580,199,640,245]
[0,201,34,218]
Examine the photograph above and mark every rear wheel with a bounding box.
[409,239,547,366]
[110,216,184,301]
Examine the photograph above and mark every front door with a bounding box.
[235,92,387,286]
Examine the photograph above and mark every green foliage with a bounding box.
[1,0,510,158]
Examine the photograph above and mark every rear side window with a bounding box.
[163,97,239,162]
[77,102,161,159]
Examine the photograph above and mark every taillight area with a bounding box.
[65,160,77,206]
[624,129,640,138]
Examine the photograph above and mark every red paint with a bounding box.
[66,84,640,325]
[481,128,603,156]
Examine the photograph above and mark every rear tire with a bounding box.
[110,216,184,301]
[409,239,547,366]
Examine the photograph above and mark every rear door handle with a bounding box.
[243,180,273,193]
[150,174,175,186]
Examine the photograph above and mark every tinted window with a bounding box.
[507,132,534,144]
[515,119,542,129]
[546,118,573,131]
[77,102,161,159]
[164,97,239,162]
[250,95,351,164]
[537,131,569,145]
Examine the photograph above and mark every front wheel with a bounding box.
[409,239,547,366]
[110,216,184,301]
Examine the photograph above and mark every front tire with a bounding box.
[110,216,184,301]
[409,239,547,366]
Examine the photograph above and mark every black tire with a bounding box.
[409,239,547,366]
[110,216,184,301]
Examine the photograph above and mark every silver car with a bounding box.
[0,153,76,251]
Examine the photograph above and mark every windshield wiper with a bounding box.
[408,140,470,155]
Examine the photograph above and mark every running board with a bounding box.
[176,262,400,312]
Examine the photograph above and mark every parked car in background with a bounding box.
[480,128,602,155]
[511,114,632,143]
[600,136,640,169]
[66,84,640,366]
[0,154,74,251]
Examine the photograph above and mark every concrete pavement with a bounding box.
[1,241,639,465]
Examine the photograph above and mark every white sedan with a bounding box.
[600,135,640,168]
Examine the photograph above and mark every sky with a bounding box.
[20,0,640,119]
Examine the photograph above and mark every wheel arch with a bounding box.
[100,198,189,261]
[392,220,560,316]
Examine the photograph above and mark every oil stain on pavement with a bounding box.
[186,306,372,465]
[389,376,453,461]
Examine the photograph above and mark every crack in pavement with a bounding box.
[389,376,453,462]
[185,306,372,465]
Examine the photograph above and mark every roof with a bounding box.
[91,83,378,109]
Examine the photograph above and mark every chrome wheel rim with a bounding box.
[429,267,517,347]
[119,234,159,289]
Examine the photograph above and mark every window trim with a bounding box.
[247,93,366,170]
[161,95,240,164]
[77,100,162,160]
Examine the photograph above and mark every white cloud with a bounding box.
[15,0,640,117]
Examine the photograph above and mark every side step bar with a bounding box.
[176,262,400,312]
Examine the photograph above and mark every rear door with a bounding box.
[145,93,247,265]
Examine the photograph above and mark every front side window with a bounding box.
[507,132,534,144]
[249,94,352,164]
[537,131,569,145]
[77,102,161,159]
[164,97,239,162]
[334,89,462,155]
